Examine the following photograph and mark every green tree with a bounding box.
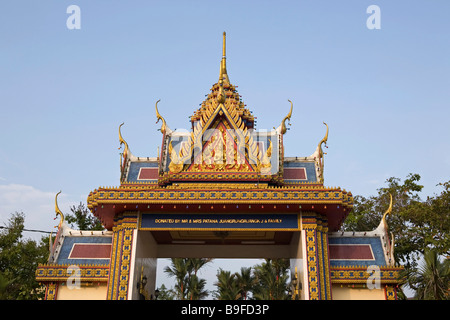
[235,267,256,300]
[156,283,176,300]
[164,258,190,300]
[65,202,104,231]
[342,173,450,298]
[0,212,49,299]
[401,248,449,300]
[252,259,290,300]
[187,274,208,300]
[213,268,241,300]
[164,258,211,300]
[342,174,449,268]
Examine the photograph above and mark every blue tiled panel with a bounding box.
[328,236,386,267]
[56,236,112,266]
[283,161,317,182]
[127,161,158,182]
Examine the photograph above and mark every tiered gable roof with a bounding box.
[87,32,353,231]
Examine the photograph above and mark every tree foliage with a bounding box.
[213,259,290,300]
[342,174,449,269]
[400,248,449,300]
[65,202,104,231]
[213,268,242,300]
[342,173,449,299]
[252,259,290,300]
[163,258,212,300]
[0,212,49,299]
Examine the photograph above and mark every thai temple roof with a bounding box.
[87,32,352,231]
[36,33,403,300]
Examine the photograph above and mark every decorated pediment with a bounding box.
[166,105,278,176]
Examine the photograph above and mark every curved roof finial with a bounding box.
[155,99,167,134]
[382,193,393,227]
[118,122,129,157]
[317,122,329,183]
[280,100,293,135]
[55,191,64,229]
[319,122,329,150]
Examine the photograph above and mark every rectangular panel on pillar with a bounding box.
[107,213,138,300]
[301,214,333,300]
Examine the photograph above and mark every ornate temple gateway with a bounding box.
[36,33,402,300]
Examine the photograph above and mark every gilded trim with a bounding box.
[45,282,58,300]
[36,264,110,282]
[107,213,137,300]
[88,187,353,209]
[330,266,403,284]
[384,285,398,300]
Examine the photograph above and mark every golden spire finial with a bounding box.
[55,191,64,229]
[219,31,230,84]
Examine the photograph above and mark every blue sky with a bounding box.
[1,1,449,297]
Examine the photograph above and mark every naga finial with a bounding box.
[318,122,329,150]
[317,122,329,183]
[155,99,167,134]
[280,100,293,135]
[54,191,64,229]
[382,193,393,228]
[118,122,129,159]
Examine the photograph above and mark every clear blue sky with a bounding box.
[1,1,449,297]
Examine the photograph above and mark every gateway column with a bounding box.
[107,212,138,300]
[302,213,332,300]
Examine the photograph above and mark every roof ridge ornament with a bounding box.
[118,122,129,158]
[118,123,131,181]
[219,31,230,84]
[381,193,393,229]
[280,99,293,135]
[377,193,396,266]
[317,122,328,184]
[155,99,168,134]
[54,190,64,229]
[217,32,229,104]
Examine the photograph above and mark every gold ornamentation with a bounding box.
[54,191,64,229]
[219,31,230,85]
[168,141,184,173]
[280,100,293,135]
[317,122,328,184]
[107,213,137,300]
[382,193,393,231]
[155,99,168,134]
[138,266,150,300]
[88,185,354,210]
[330,266,403,284]
[260,140,273,174]
[384,285,397,300]
[36,264,110,282]
[118,122,129,161]
[45,282,57,300]
[118,122,130,182]
[303,215,320,300]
